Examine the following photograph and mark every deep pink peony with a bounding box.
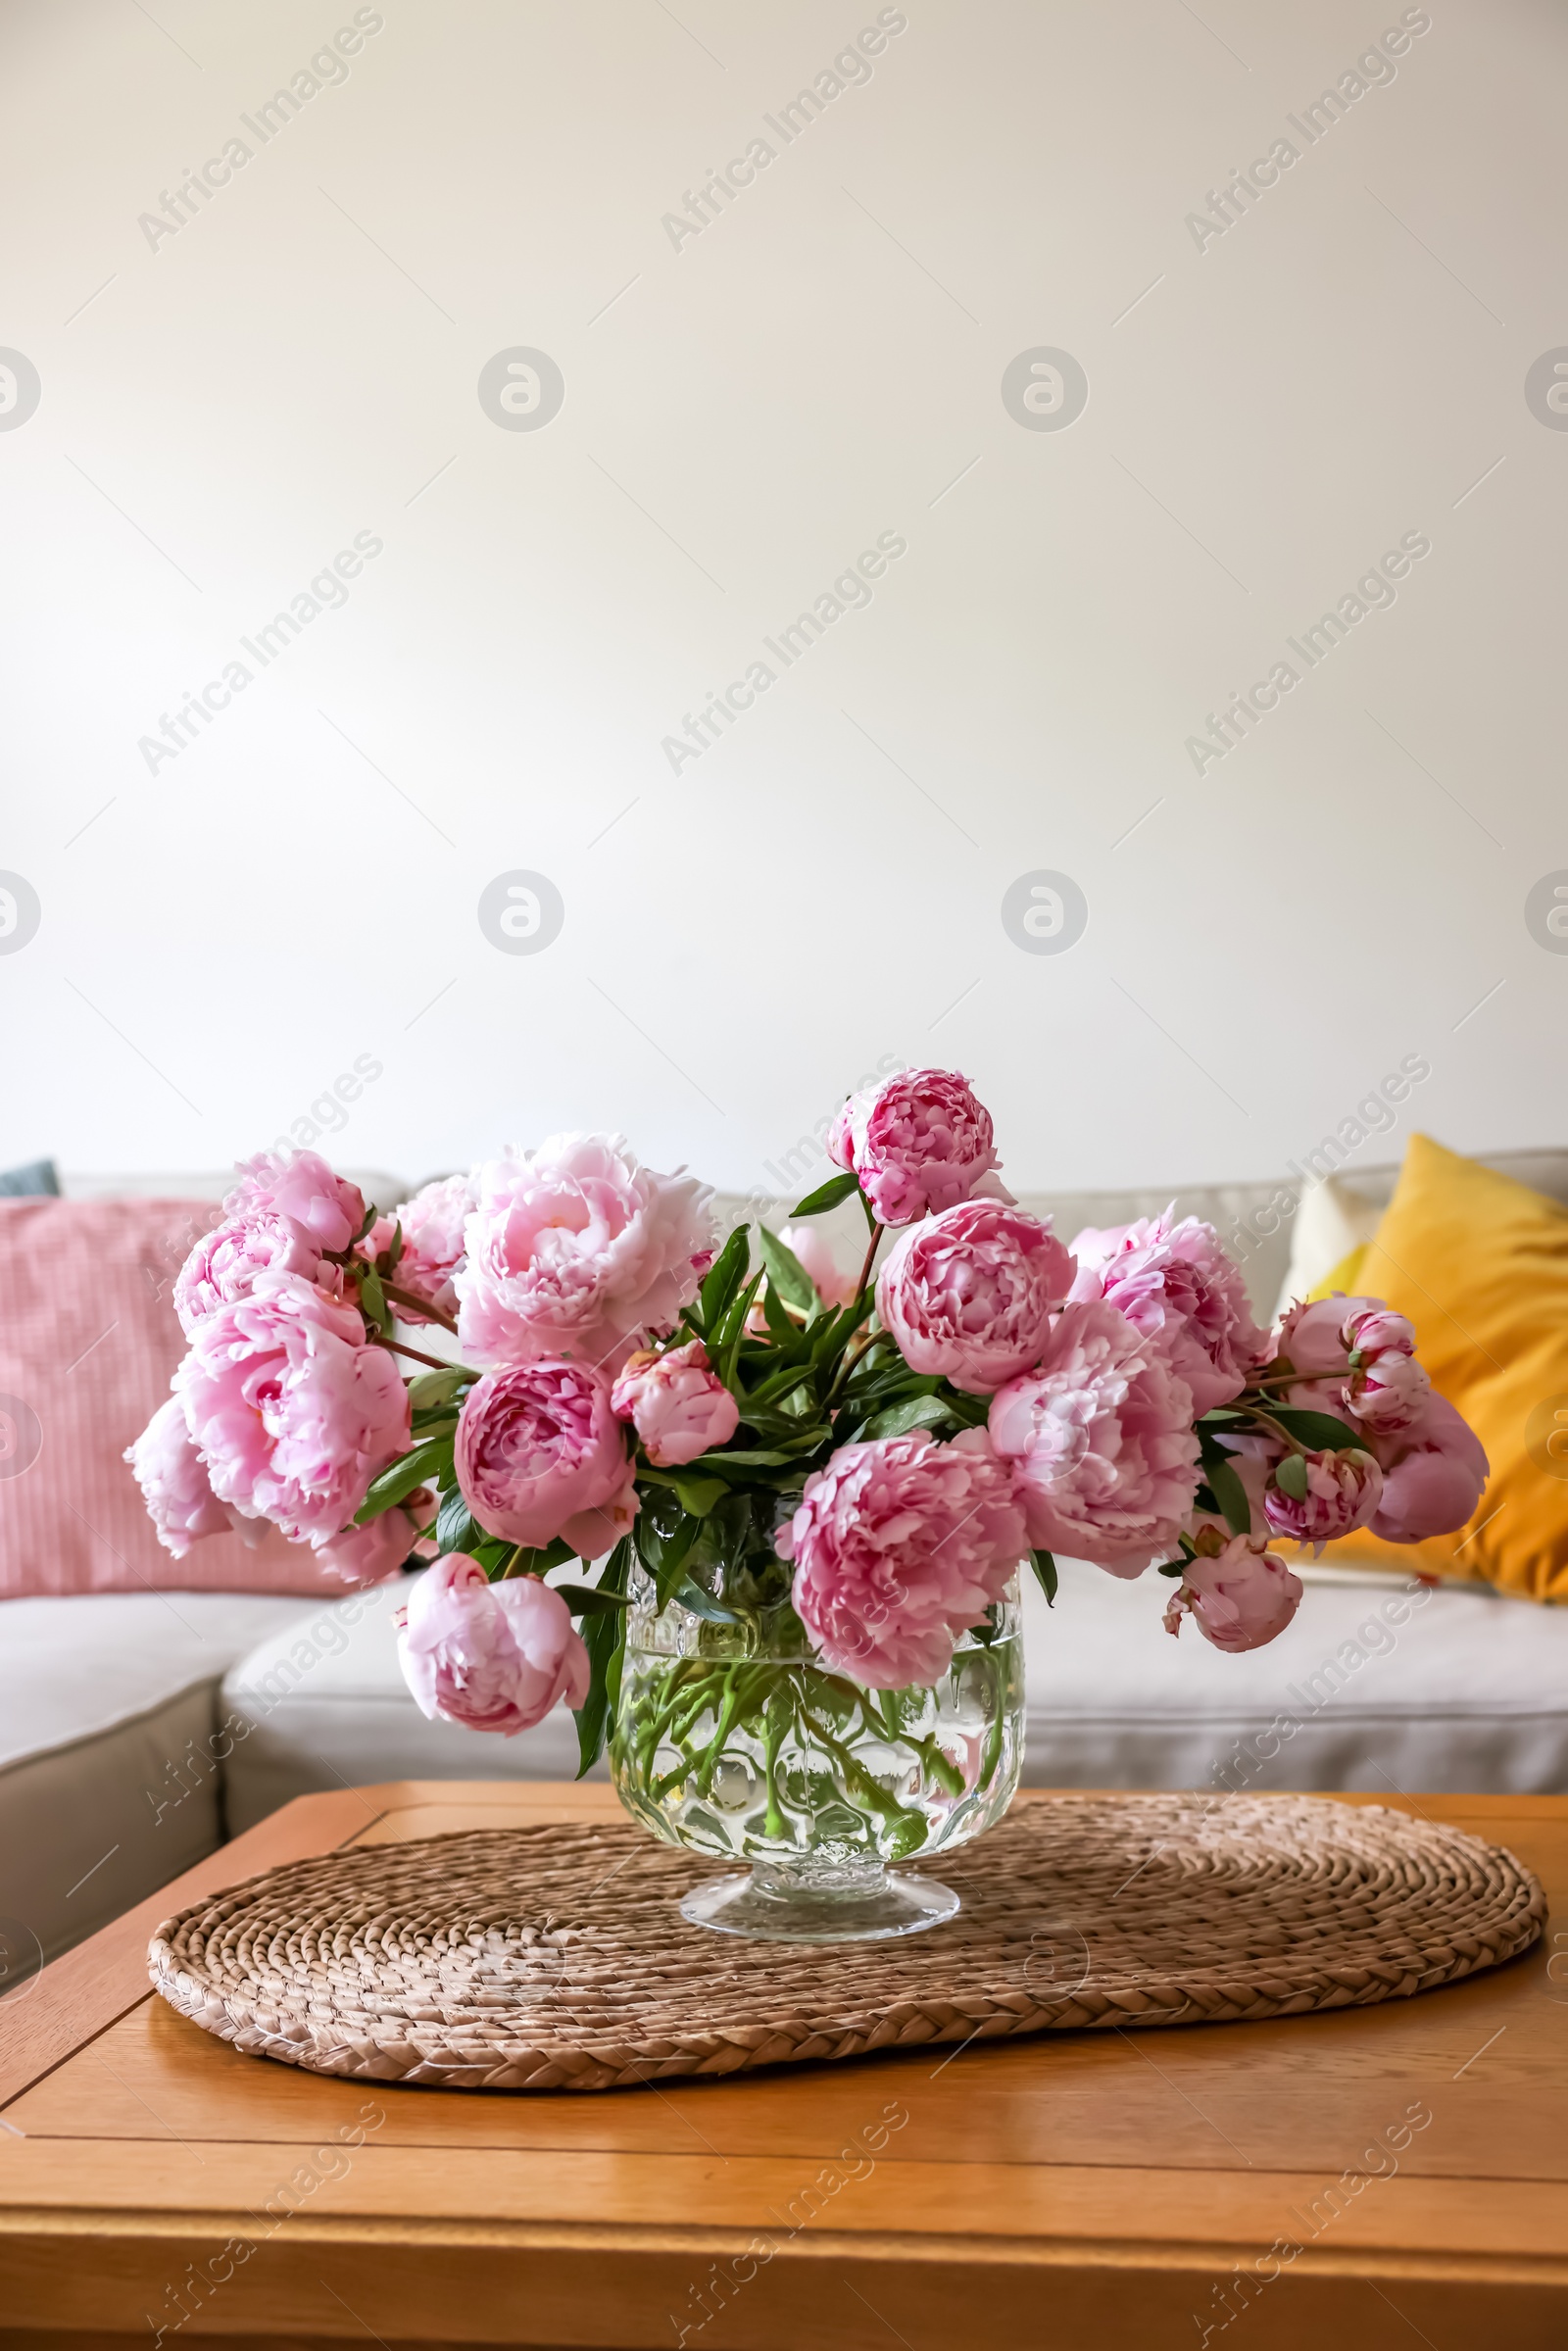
[455,1359,636,1555]
[826,1067,1006,1228]
[124,1396,270,1559]
[225,1150,366,1254]
[779,1223,858,1309]
[778,1428,1027,1689]
[314,1500,428,1586]
[175,1272,411,1545]
[989,1299,1200,1575]
[396,1554,590,1734]
[1261,1445,1383,1551]
[1164,1535,1303,1652]
[1274,1295,1430,1434]
[611,1339,739,1467]
[876,1201,1074,1395]
[383,1173,471,1323]
[1070,1211,1267,1416]
[1366,1392,1489,1543]
[456,1133,714,1372]
[173,1209,332,1337]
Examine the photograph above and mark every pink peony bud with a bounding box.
[610,1339,739,1467]
[455,1359,636,1554]
[313,1498,429,1586]
[1366,1393,1489,1543]
[989,1299,1200,1577]
[1274,1295,1430,1435]
[1164,1535,1303,1652]
[396,1554,590,1734]
[876,1200,1074,1396]
[1261,1445,1383,1551]
[224,1150,367,1255]
[174,1272,411,1546]
[1070,1210,1267,1415]
[778,1428,1026,1689]
[124,1396,271,1559]
[826,1066,1007,1228]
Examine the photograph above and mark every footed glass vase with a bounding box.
[609,1563,1024,1942]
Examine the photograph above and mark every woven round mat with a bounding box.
[148,1796,1544,2092]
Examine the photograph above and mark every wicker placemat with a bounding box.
[148,1796,1544,2091]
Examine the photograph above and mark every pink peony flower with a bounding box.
[124,1396,270,1559]
[876,1200,1074,1396]
[1274,1295,1430,1434]
[313,1499,428,1586]
[396,1554,590,1734]
[383,1173,472,1324]
[173,1209,332,1337]
[989,1298,1200,1576]
[225,1150,366,1254]
[1070,1210,1267,1416]
[455,1358,636,1554]
[175,1271,411,1545]
[1261,1445,1383,1551]
[1164,1534,1303,1652]
[779,1223,858,1309]
[777,1427,1026,1689]
[826,1067,1007,1228]
[611,1339,739,1467]
[456,1133,713,1373]
[1366,1393,1489,1543]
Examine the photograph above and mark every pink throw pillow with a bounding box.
[0,1198,393,1596]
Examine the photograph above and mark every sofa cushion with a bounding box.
[0,1591,317,1973]
[218,1559,1568,1833]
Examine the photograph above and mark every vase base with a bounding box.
[679,1860,959,1943]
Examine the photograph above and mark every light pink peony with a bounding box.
[313,1500,428,1586]
[173,1210,332,1337]
[455,1359,636,1554]
[225,1150,366,1254]
[877,1200,1074,1396]
[1261,1445,1383,1551]
[779,1223,858,1309]
[397,1554,590,1734]
[1070,1211,1267,1416]
[175,1271,411,1545]
[989,1299,1200,1576]
[1366,1393,1489,1543]
[611,1339,739,1467]
[1164,1535,1303,1652]
[456,1133,713,1372]
[124,1396,270,1559]
[826,1067,1007,1228]
[778,1428,1026,1689]
[383,1173,471,1323]
[1275,1295,1431,1435]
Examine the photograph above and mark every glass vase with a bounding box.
[609,1563,1024,1942]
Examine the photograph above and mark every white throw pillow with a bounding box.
[1272,1175,1382,1323]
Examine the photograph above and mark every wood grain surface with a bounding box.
[1,1782,1562,2349]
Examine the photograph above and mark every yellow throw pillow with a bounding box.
[1334,1135,1568,1599]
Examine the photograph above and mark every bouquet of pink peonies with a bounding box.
[128,1069,1489,1792]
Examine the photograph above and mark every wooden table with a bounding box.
[0,1782,1563,2350]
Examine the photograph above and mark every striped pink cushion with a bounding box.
[0,1198,373,1595]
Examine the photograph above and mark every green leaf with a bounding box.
[1156,1559,1186,1578]
[552,1581,632,1615]
[669,1471,727,1516]
[1206,1452,1253,1534]
[353,1434,453,1524]
[698,1225,750,1333]
[758,1225,816,1315]
[858,1395,956,1442]
[511,1538,576,1574]
[1260,1405,1370,1455]
[358,1264,388,1332]
[790,1170,858,1217]
[673,1572,738,1624]
[1029,1549,1058,1607]
[435,1488,478,1555]
[407,1366,469,1412]
[1273,1451,1310,1502]
[572,1539,631,1777]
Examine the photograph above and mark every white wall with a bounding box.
[1,0,1562,1200]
